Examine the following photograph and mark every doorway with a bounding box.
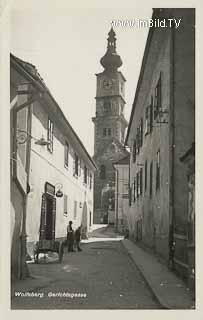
[40,193,56,241]
[45,195,54,240]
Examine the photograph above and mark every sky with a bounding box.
[11,1,152,156]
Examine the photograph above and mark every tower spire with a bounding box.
[100,28,123,71]
[107,27,117,52]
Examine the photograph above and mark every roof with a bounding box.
[11,53,97,171]
[113,153,130,166]
[124,9,156,146]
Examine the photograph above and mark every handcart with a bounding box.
[34,239,64,263]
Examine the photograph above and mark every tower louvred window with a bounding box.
[100,165,106,179]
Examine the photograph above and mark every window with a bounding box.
[89,173,92,190]
[64,141,69,167]
[47,118,54,152]
[140,118,143,147]
[150,96,153,132]
[84,165,88,184]
[79,159,82,176]
[136,129,140,154]
[74,200,77,219]
[145,160,148,192]
[133,140,136,163]
[145,106,150,135]
[133,177,136,202]
[154,74,162,119]
[73,153,79,176]
[136,172,139,197]
[156,150,160,190]
[108,128,111,136]
[150,161,153,198]
[140,168,143,196]
[100,165,106,179]
[104,100,111,113]
[129,185,132,206]
[64,194,68,217]
[103,128,112,137]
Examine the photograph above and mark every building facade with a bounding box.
[11,54,96,271]
[113,155,130,233]
[10,57,34,279]
[125,9,195,280]
[180,143,195,290]
[92,28,128,224]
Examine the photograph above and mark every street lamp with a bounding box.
[55,183,63,198]
[14,128,50,279]
[16,129,50,146]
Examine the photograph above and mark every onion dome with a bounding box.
[100,28,123,71]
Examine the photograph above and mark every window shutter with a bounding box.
[39,194,47,240]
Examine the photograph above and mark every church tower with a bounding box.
[92,28,128,224]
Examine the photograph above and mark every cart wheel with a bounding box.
[58,242,64,263]
[34,251,39,264]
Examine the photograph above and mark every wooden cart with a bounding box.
[34,239,64,263]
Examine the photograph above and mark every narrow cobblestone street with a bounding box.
[11,227,161,309]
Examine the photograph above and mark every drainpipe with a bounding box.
[115,169,119,232]
[169,23,175,269]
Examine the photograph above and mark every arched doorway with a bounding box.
[81,202,88,239]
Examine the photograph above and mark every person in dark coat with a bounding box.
[67,221,75,252]
[75,226,82,251]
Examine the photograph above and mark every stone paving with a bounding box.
[11,233,160,309]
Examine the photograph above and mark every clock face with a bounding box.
[103,79,113,89]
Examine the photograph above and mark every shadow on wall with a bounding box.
[11,181,23,280]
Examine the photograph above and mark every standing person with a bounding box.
[67,221,75,252]
[75,226,82,251]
